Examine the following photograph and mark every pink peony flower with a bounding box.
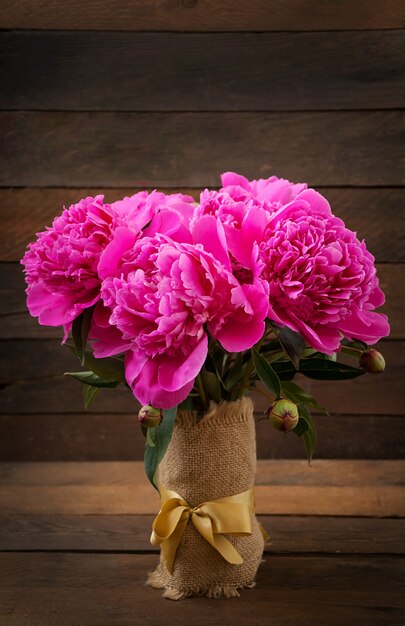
[194,171,306,270]
[98,218,268,408]
[258,189,390,353]
[21,191,196,331]
[220,171,307,209]
[21,195,116,327]
[113,190,195,241]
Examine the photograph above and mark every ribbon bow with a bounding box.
[150,486,254,574]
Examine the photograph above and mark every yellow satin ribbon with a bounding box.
[150,486,254,574]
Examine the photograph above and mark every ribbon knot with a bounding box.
[150,486,254,574]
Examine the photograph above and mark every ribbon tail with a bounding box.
[161,516,189,575]
[192,514,244,566]
[211,533,244,565]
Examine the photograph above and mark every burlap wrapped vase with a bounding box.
[147,396,265,600]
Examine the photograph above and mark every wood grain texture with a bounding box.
[1,413,404,462]
[2,111,404,187]
[2,187,404,263]
[1,340,402,416]
[1,0,404,31]
[2,460,402,487]
[0,554,403,626]
[1,514,403,554]
[2,31,404,111]
[0,461,403,516]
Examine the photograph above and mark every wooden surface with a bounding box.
[2,111,404,187]
[1,413,404,462]
[1,0,404,31]
[1,460,404,516]
[2,31,404,111]
[1,6,403,623]
[0,460,404,625]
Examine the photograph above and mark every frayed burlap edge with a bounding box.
[176,396,253,428]
[146,560,259,600]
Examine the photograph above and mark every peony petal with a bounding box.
[27,284,99,327]
[112,192,158,233]
[98,227,137,280]
[192,215,231,271]
[158,335,208,392]
[125,349,149,387]
[132,358,194,409]
[293,189,332,217]
[337,309,390,344]
[280,310,342,354]
[26,284,68,324]
[367,284,386,308]
[90,318,132,357]
[214,316,265,352]
[220,171,250,190]
[143,209,183,239]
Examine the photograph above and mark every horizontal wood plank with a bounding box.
[2,31,404,111]
[2,111,404,187]
[1,481,403,516]
[1,413,404,461]
[1,514,403,554]
[0,554,403,626]
[2,187,404,263]
[1,340,402,416]
[0,461,403,516]
[2,460,402,487]
[1,0,404,31]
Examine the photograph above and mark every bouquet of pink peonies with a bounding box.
[22,172,390,483]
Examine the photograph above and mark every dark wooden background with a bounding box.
[0,1,404,462]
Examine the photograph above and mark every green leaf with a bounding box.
[300,405,317,463]
[72,306,95,365]
[178,396,195,411]
[83,384,101,410]
[277,326,306,369]
[82,352,126,382]
[144,406,177,490]
[146,428,156,448]
[324,352,337,362]
[259,339,282,353]
[224,353,244,391]
[64,371,119,388]
[252,349,281,398]
[293,417,309,437]
[342,338,368,351]
[211,342,227,376]
[201,368,222,403]
[299,358,366,380]
[65,342,126,383]
[271,360,297,381]
[281,380,328,414]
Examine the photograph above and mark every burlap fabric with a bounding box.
[146,397,265,599]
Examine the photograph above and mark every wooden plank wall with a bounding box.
[0,2,404,461]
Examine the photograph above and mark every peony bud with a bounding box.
[138,405,163,428]
[268,399,299,432]
[359,349,385,374]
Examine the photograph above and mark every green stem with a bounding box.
[238,336,265,398]
[340,346,363,357]
[196,372,208,410]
